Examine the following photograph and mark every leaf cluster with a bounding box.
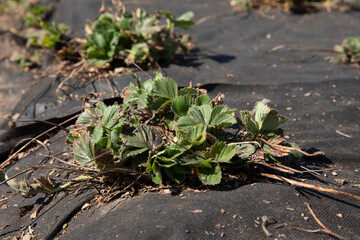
[17,6,194,71]
[25,18,70,49]
[10,50,41,69]
[83,9,194,66]
[0,170,58,198]
[66,72,303,186]
[0,170,91,198]
[0,0,30,14]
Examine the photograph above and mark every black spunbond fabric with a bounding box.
[0,61,34,127]
[0,132,96,240]
[5,0,360,126]
[57,183,360,240]
[1,81,359,239]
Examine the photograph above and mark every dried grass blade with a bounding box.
[260,173,360,200]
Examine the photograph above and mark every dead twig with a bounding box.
[10,138,51,157]
[260,173,360,201]
[56,61,84,94]
[262,44,338,59]
[335,130,351,138]
[196,12,236,25]
[30,165,98,173]
[261,139,324,157]
[291,203,347,240]
[106,174,143,203]
[261,215,276,237]
[81,92,100,112]
[254,162,299,174]
[82,150,113,166]
[0,114,79,169]
[228,141,262,148]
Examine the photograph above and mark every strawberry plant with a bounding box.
[26,19,70,49]
[0,72,325,197]
[66,72,307,186]
[10,51,41,69]
[83,9,194,67]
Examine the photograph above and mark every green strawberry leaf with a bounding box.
[198,162,221,185]
[73,134,95,166]
[205,142,236,163]
[154,76,178,99]
[171,96,193,116]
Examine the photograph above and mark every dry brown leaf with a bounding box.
[252,149,265,161]
[30,205,42,219]
[350,184,360,189]
[334,178,346,185]
[81,203,91,210]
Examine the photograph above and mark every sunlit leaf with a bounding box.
[209,105,236,128]
[195,95,212,106]
[92,125,104,144]
[239,110,258,136]
[154,77,178,99]
[176,11,194,21]
[76,111,97,125]
[171,96,193,116]
[101,102,120,129]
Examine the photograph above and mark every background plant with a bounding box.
[230,0,358,12]
[82,8,194,67]
[330,37,360,64]
[8,3,194,75]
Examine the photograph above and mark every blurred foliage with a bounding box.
[82,9,194,66]
[330,37,360,64]
[230,0,358,12]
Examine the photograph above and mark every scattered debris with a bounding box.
[292,203,346,240]
[335,179,346,185]
[335,130,352,138]
[261,215,276,237]
[336,213,343,219]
